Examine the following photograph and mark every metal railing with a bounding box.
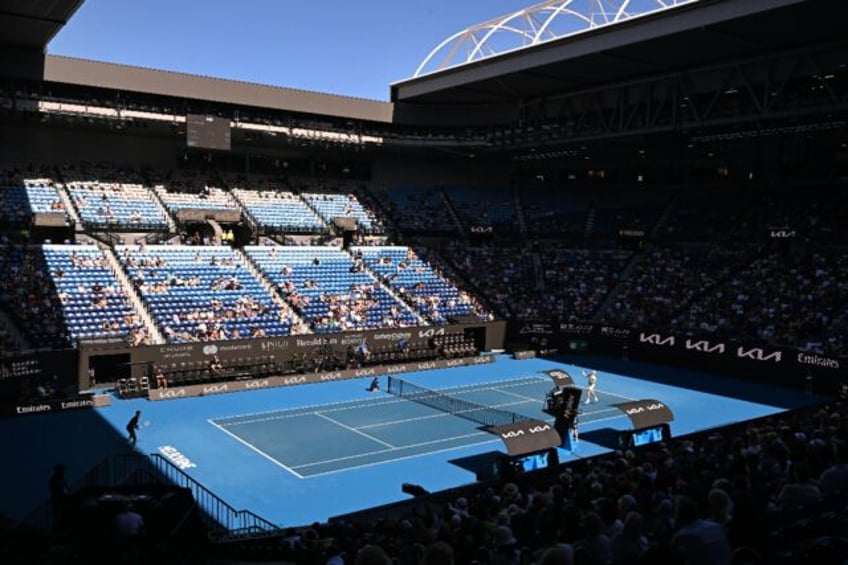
[105,453,283,540]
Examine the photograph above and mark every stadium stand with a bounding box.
[43,244,144,345]
[245,245,419,332]
[64,180,169,230]
[444,185,517,231]
[1,1,847,563]
[375,185,456,232]
[232,187,326,234]
[355,245,491,324]
[301,189,384,234]
[115,244,295,342]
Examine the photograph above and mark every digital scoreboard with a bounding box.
[186,114,231,151]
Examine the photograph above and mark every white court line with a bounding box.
[313,412,396,448]
[582,413,629,425]
[596,389,639,401]
[580,407,620,417]
[207,419,304,479]
[292,437,502,478]
[211,376,546,423]
[227,393,540,428]
[357,397,536,430]
[293,430,489,469]
[493,386,544,403]
[220,397,410,426]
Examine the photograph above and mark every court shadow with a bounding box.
[580,427,623,450]
[449,450,506,481]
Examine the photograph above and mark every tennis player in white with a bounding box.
[582,369,599,404]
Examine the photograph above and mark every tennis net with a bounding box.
[386,376,531,428]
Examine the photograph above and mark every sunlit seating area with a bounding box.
[245,245,419,332]
[115,245,293,342]
[354,245,489,324]
[232,188,326,233]
[65,181,169,230]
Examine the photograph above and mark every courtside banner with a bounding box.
[1,394,106,417]
[544,369,575,387]
[148,354,495,401]
[487,419,562,456]
[611,399,674,430]
[132,322,501,379]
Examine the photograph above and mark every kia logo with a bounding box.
[160,389,186,399]
[203,384,228,394]
[245,379,269,389]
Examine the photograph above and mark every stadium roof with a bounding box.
[0,0,83,49]
[43,56,396,124]
[391,0,837,105]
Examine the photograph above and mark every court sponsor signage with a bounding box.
[202,383,229,395]
[418,328,446,339]
[2,395,98,417]
[797,352,840,369]
[611,399,675,430]
[147,355,496,401]
[243,379,271,390]
[158,445,197,470]
[489,419,562,456]
[319,371,345,382]
[152,388,188,400]
[600,326,631,338]
[684,339,726,354]
[736,346,782,363]
[513,350,536,360]
[639,333,675,347]
[519,321,554,336]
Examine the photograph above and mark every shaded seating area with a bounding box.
[444,185,517,231]
[43,244,142,344]
[0,180,69,227]
[0,245,69,348]
[377,185,456,232]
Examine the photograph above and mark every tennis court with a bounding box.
[1,354,828,527]
[209,374,618,477]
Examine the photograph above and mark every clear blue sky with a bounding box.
[48,0,535,101]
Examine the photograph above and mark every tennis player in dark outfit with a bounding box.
[127,410,141,445]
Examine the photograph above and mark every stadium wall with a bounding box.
[0,122,183,168]
[372,153,510,187]
[76,321,505,383]
[508,319,847,394]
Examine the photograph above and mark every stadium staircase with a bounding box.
[513,186,528,236]
[103,248,165,344]
[233,247,311,332]
[56,185,83,231]
[592,251,645,322]
[150,188,178,233]
[0,311,29,353]
[583,206,597,239]
[531,251,545,292]
[650,192,680,240]
[439,190,466,238]
[297,193,333,235]
[348,247,428,326]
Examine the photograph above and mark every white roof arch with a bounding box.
[414,0,699,78]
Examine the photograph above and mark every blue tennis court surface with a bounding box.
[209,375,646,478]
[0,354,829,527]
